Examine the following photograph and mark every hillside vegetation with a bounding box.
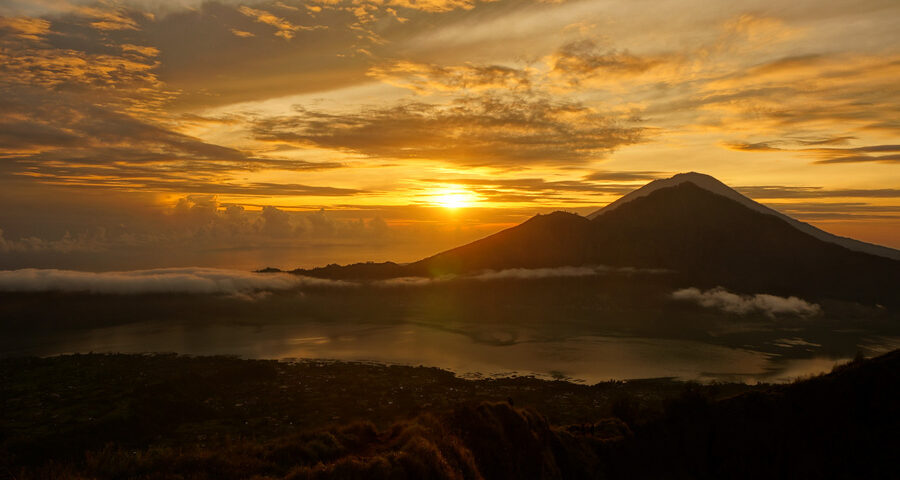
[2,350,898,479]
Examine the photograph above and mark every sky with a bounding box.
[0,0,898,271]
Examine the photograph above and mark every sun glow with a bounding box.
[430,187,477,209]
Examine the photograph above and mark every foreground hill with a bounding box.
[2,350,897,479]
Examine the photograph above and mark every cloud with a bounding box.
[550,39,670,85]
[165,198,390,241]
[231,28,255,37]
[812,154,900,165]
[680,52,900,137]
[758,202,900,221]
[723,142,783,152]
[368,60,531,94]
[238,5,326,39]
[583,170,668,182]
[414,177,638,204]
[0,228,107,254]
[471,265,607,281]
[0,267,349,294]
[736,186,900,199]
[671,287,821,318]
[0,31,167,109]
[384,0,482,13]
[252,95,643,167]
[0,264,667,294]
[74,5,141,31]
[374,276,438,287]
[718,13,798,48]
[725,139,900,164]
[0,86,348,197]
[0,16,51,39]
[374,265,667,286]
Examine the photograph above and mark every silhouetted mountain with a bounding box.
[588,172,900,260]
[407,211,595,277]
[291,261,408,280]
[295,174,900,305]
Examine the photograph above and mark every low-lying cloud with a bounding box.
[0,268,348,295]
[671,287,821,318]
[374,265,667,286]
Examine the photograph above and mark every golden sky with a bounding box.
[0,0,898,270]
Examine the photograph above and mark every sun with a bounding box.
[430,187,477,209]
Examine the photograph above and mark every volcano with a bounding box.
[297,173,900,305]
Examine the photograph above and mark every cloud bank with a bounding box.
[0,265,667,294]
[671,287,821,317]
[0,268,347,295]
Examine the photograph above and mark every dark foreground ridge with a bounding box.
[2,349,898,479]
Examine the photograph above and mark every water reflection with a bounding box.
[30,319,880,384]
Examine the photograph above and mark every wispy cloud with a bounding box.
[672,287,821,318]
[725,141,900,164]
[414,176,638,204]
[736,186,900,199]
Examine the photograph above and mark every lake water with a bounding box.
[16,318,884,384]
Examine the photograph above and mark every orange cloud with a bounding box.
[230,28,255,38]
[238,5,326,39]
[385,0,483,13]
[0,16,51,40]
[252,95,644,167]
[76,5,140,31]
[368,60,532,93]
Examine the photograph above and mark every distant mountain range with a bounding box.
[291,173,900,305]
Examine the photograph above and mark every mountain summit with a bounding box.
[588,172,900,261]
[298,173,900,305]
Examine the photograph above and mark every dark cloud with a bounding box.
[551,39,670,84]
[723,142,783,152]
[725,139,900,164]
[813,154,900,164]
[812,145,900,164]
[583,170,668,182]
[737,186,900,199]
[794,136,856,146]
[746,54,824,75]
[252,95,644,167]
[763,202,900,220]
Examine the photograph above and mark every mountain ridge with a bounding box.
[291,173,900,305]
[588,172,900,260]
